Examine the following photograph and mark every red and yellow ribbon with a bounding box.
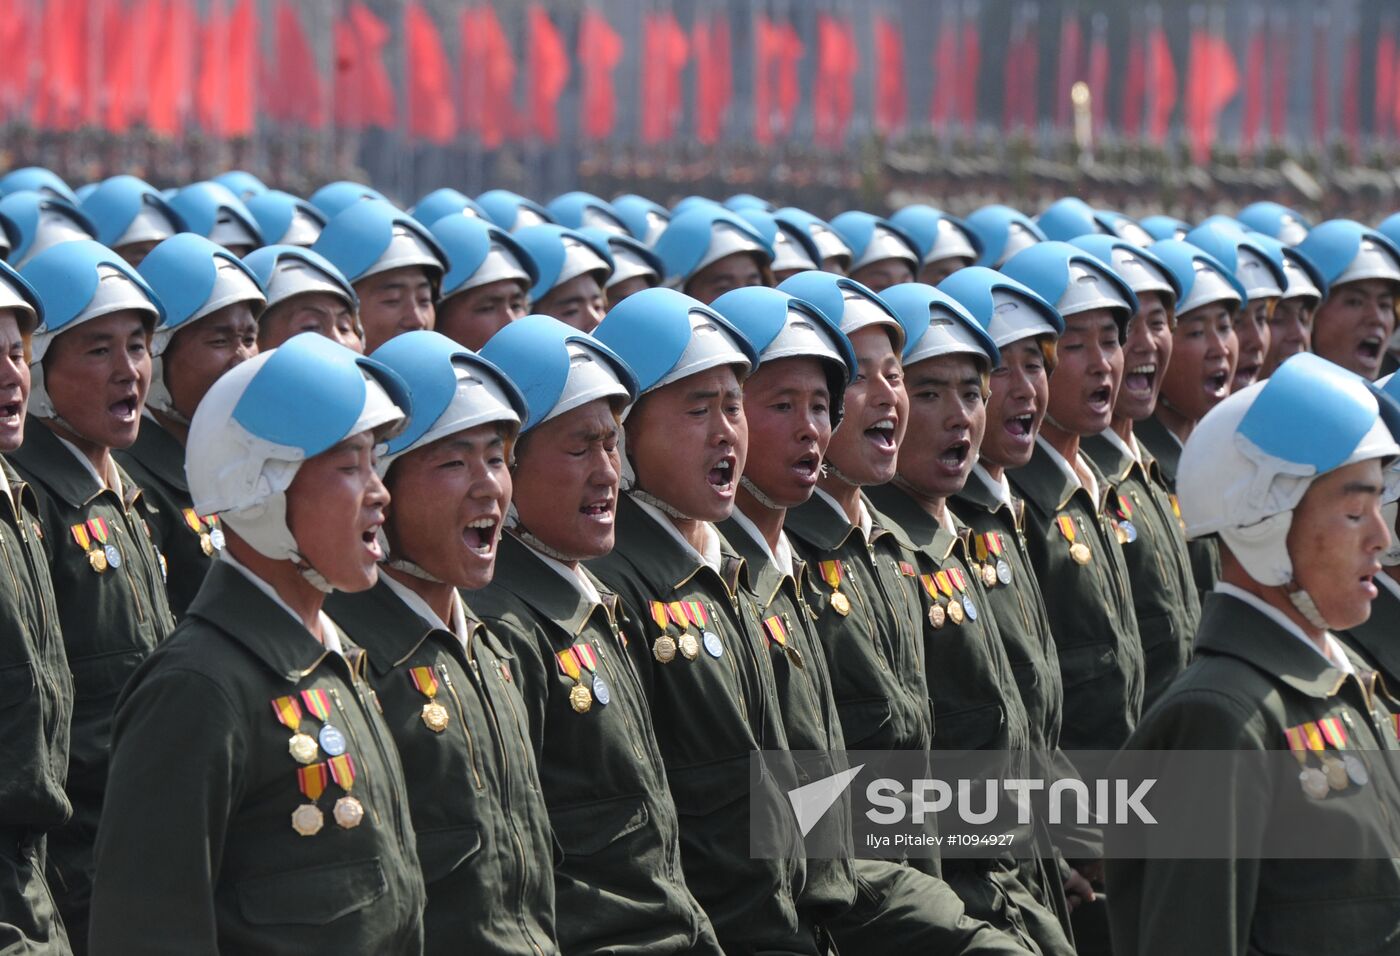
[300,688,332,722]
[328,754,356,791]
[409,665,440,700]
[297,763,329,800]
[270,695,303,730]
[762,615,788,648]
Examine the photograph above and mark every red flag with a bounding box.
[195,0,228,134]
[34,0,88,130]
[99,0,135,131]
[335,2,395,130]
[1121,29,1146,138]
[225,0,258,136]
[694,13,733,145]
[1241,12,1266,153]
[1054,12,1082,129]
[1268,15,1288,141]
[640,11,688,144]
[1014,5,1040,132]
[580,7,624,141]
[460,5,517,148]
[814,14,857,146]
[528,4,570,143]
[754,16,803,144]
[875,14,906,136]
[269,0,325,127]
[931,6,960,131]
[1340,16,1360,157]
[1086,14,1109,133]
[1312,11,1330,144]
[0,0,32,122]
[1184,22,1239,165]
[959,14,982,130]
[406,3,456,143]
[1146,21,1176,144]
[147,0,196,135]
[1376,29,1396,143]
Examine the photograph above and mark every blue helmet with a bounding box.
[167,182,263,251]
[577,228,663,292]
[370,329,526,464]
[1147,240,1247,317]
[654,206,773,289]
[776,271,905,351]
[1138,215,1192,242]
[1000,241,1138,338]
[1296,219,1400,292]
[313,200,446,287]
[0,259,43,334]
[0,167,78,204]
[308,181,390,219]
[0,192,97,267]
[1236,201,1312,246]
[773,207,853,272]
[937,266,1063,354]
[476,190,554,232]
[611,194,671,246]
[880,282,1000,373]
[1249,234,1326,306]
[724,193,774,213]
[212,170,269,200]
[829,211,920,276]
[1194,213,1250,236]
[1069,235,1182,311]
[409,188,488,227]
[964,204,1047,268]
[242,245,359,313]
[709,285,855,427]
[889,205,983,271]
[511,225,613,304]
[592,287,757,395]
[480,314,638,432]
[429,214,537,302]
[670,196,727,216]
[1035,197,1149,244]
[1095,209,1157,247]
[1184,223,1288,304]
[735,210,822,277]
[1377,211,1400,255]
[546,191,629,234]
[245,190,327,247]
[80,175,185,250]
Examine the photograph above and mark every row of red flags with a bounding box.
[0,0,1391,156]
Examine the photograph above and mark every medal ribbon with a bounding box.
[933,570,954,598]
[650,601,669,632]
[575,644,598,673]
[1317,717,1347,750]
[1301,721,1325,753]
[297,763,329,800]
[986,533,1004,556]
[328,754,356,792]
[270,695,303,730]
[819,560,845,590]
[181,509,206,535]
[919,573,940,601]
[87,518,110,545]
[408,666,440,700]
[300,689,332,722]
[899,561,916,577]
[948,568,968,594]
[69,523,91,551]
[1056,515,1077,544]
[1116,494,1134,520]
[1283,725,1309,766]
[666,602,689,630]
[763,615,788,647]
[974,536,990,563]
[556,647,582,680]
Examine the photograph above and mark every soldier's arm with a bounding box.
[478,610,550,760]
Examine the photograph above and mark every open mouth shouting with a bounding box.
[1202,365,1231,402]
[936,437,972,478]
[1232,355,1262,391]
[362,516,386,562]
[580,495,615,525]
[0,396,21,430]
[462,516,500,557]
[1357,333,1385,373]
[864,416,898,455]
[791,448,822,487]
[1086,382,1114,418]
[109,392,140,424]
[1122,363,1157,401]
[706,453,738,498]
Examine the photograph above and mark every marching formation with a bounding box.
[0,168,1398,956]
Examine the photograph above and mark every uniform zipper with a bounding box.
[437,663,484,790]
[328,686,383,826]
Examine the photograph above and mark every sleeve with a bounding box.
[479,612,551,763]
[88,665,246,955]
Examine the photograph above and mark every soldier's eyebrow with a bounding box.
[1340,481,1383,497]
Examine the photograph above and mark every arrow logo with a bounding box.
[786,764,863,837]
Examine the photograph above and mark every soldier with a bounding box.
[313,200,446,353]
[829,212,920,292]
[1235,201,1311,246]
[326,331,556,954]
[477,189,555,233]
[244,191,328,248]
[1183,222,1287,392]
[1136,240,1244,597]
[1296,220,1400,381]
[545,191,632,235]
[166,182,263,258]
[476,315,724,955]
[511,225,613,332]
[11,241,176,952]
[580,228,664,309]
[242,245,364,352]
[773,208,854,275]
[613,194,671,248]
[1108,353,1400,955]
[79,175,183,267]
[654,206,774,304]
[114,234,266,616]
[889,205,982,284]
[1072,236,1202,709]
[0,262,73,954]
[963,205,1047,270]
[0,192,97,269]
[409,188,489,228]
[89,333,425,953]
[424,214,534,349]
[1252,234,1325,379]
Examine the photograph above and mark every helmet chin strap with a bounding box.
[504,504,589,564]
[630,487,693,521]
[820,459,862,488]
[292,554,336,594]
[375,528,446,585]
[739,476,783,511]
[1285,581,1331,631]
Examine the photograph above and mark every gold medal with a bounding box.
[333,795,364,828]
[653,635,677,663]
[1069,542,1092,565]
[288,733,319,764]
[569,681,593,713]
[291,802,324,836]
[981,564,998,589]
[421,700,450,733]
[1323,756,1349,791]
[785,644,805,670]
[929,604,946,629]
[831,591,851,616]
[678,632,701,661]
[88,548,108,573]
[947,600,965,625]
[199,532,214,557]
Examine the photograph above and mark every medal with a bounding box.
[996,559,1012,585]
[104,544,122,569]
[72,523,104,572]
[831,592,851,615]
[1344,754,1369,786]
[199,532,214,556]
[928,603,946,629]
[88,548,108,572]
[653,635,677,663]
[568,682,593,713]
[1119,520,1137,544]
[293,762,329,835]
[291,803,324,836]
[421,701,450,732]
[592,674,611,706]
[786,644,805,669]
[947,568,976,622]
[209,526,226,550]
[333,795,365,828]
[963,597,977,621]
[678,632,701,661]
[1057,514,1091,564]
[288,733,319,764]
[557,647,593,712]
[1322,755,1349,791]
[271,695,311,762]
[409,666,450,733]
[1299,767,1329,800]
[947,599,965,625]
[298,689,346,756]
[1069,542,1091,565]
[318,724,346,757]
[981,563,999,588]
[820,560,851,615]
[703,631,724,658]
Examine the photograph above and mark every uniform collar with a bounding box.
[10,417,111,508]
[1215,582,1354,675]
[612,494,745,596]
[328,576,481,674]
[865,484,958,560]
[124,412,189,492]
[1135,415,1183,482]
[630,492,723,574]
[955,464,1015,516]
[1195,589,1353,699]
[494,532,613,639]
[1010,440,1099,513]
[787,489,866,551]
[0,455,39,522]
[1035,434,1100,504]
[1082,429,1150,486]
[719,512,796,606]
[723,506,794,578]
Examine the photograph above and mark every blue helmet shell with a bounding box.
[1236,201,1312,243]
[592,287,758,394]
[1069,234,1184,304]
[137,233,265,332]
[1184,223,1289,301]
[734,209,823,271]
[576,228,664,285]
[410,188,488,227]
[1138,215,1192,242]
[828,211,920,269]
[312,200,447,285]
[776,271,905,349]
[241,245,359,310]
[0,192,97,264]
[212,170,269,199]
[308,181,390,219]
[80,175,187,248]
[511,225,614,302]
[545,191,628,233]
[1238,352,1385,473]
[429,214,539,298]
[245,191,327,247]
[964,204,1048,267]
[476,190,555,232]
[880,281,1001,369]
[654,207,773,286]
[937,266,1065,343]
[1147,239,1250,314]
[167,182,263,247]
[889,204,984,264]
[0,167,78,204]
[1000,241,1139,332]
[20,239,165,333]
[1296,220,1400,289]
[611,194,671,243]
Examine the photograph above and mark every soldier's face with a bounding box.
[850,257,915,293]
[918,256,972,285]
[42,310,150,452]
[983,338,1049,470]
[163,302,258,422]
[355,266,435,354]
[1263,297,1313,377]
[258,293,361,352]
[1232,297,1274,392]
[626,365,746,523]
[826,327,907,486]
[435,279,528,351]
[739,357,831,510]
[605,275,654,310]
[1312,279,1396,380]
[384,423,511,590]
[0,310,29,452]
[685,253,765,305]
[897,354,985,500]
[1285,458,1389,631]
[536,273,606,332]
[1159,303,1236,423]
[1046,309,1122,437]
[286,430,389,592]
[1116,291,1174,423]
[512,400,621,561]
[115,239,162,268]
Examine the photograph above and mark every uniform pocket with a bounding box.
[836,697,896,750]
[0,660,35,710]
[551,794,650,857]
[931,701,1005,751]
[1056,642,1118,693]
[236,857,388,926]
[68,647,147,701]
[414,824,483,884]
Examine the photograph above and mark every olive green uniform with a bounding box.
[9,420,175,952]
[1009,440,1144,751]
[326,578,557,956]
[1339,576,1400,694]
[115,416,219,617]
[586,495,811,955]
[0,457,73,954]
[1108,588,1400,955]
[1136,415,1220,600]
[1083,430,1202,710]
[471,533,722,956]
[89,560,425,954]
